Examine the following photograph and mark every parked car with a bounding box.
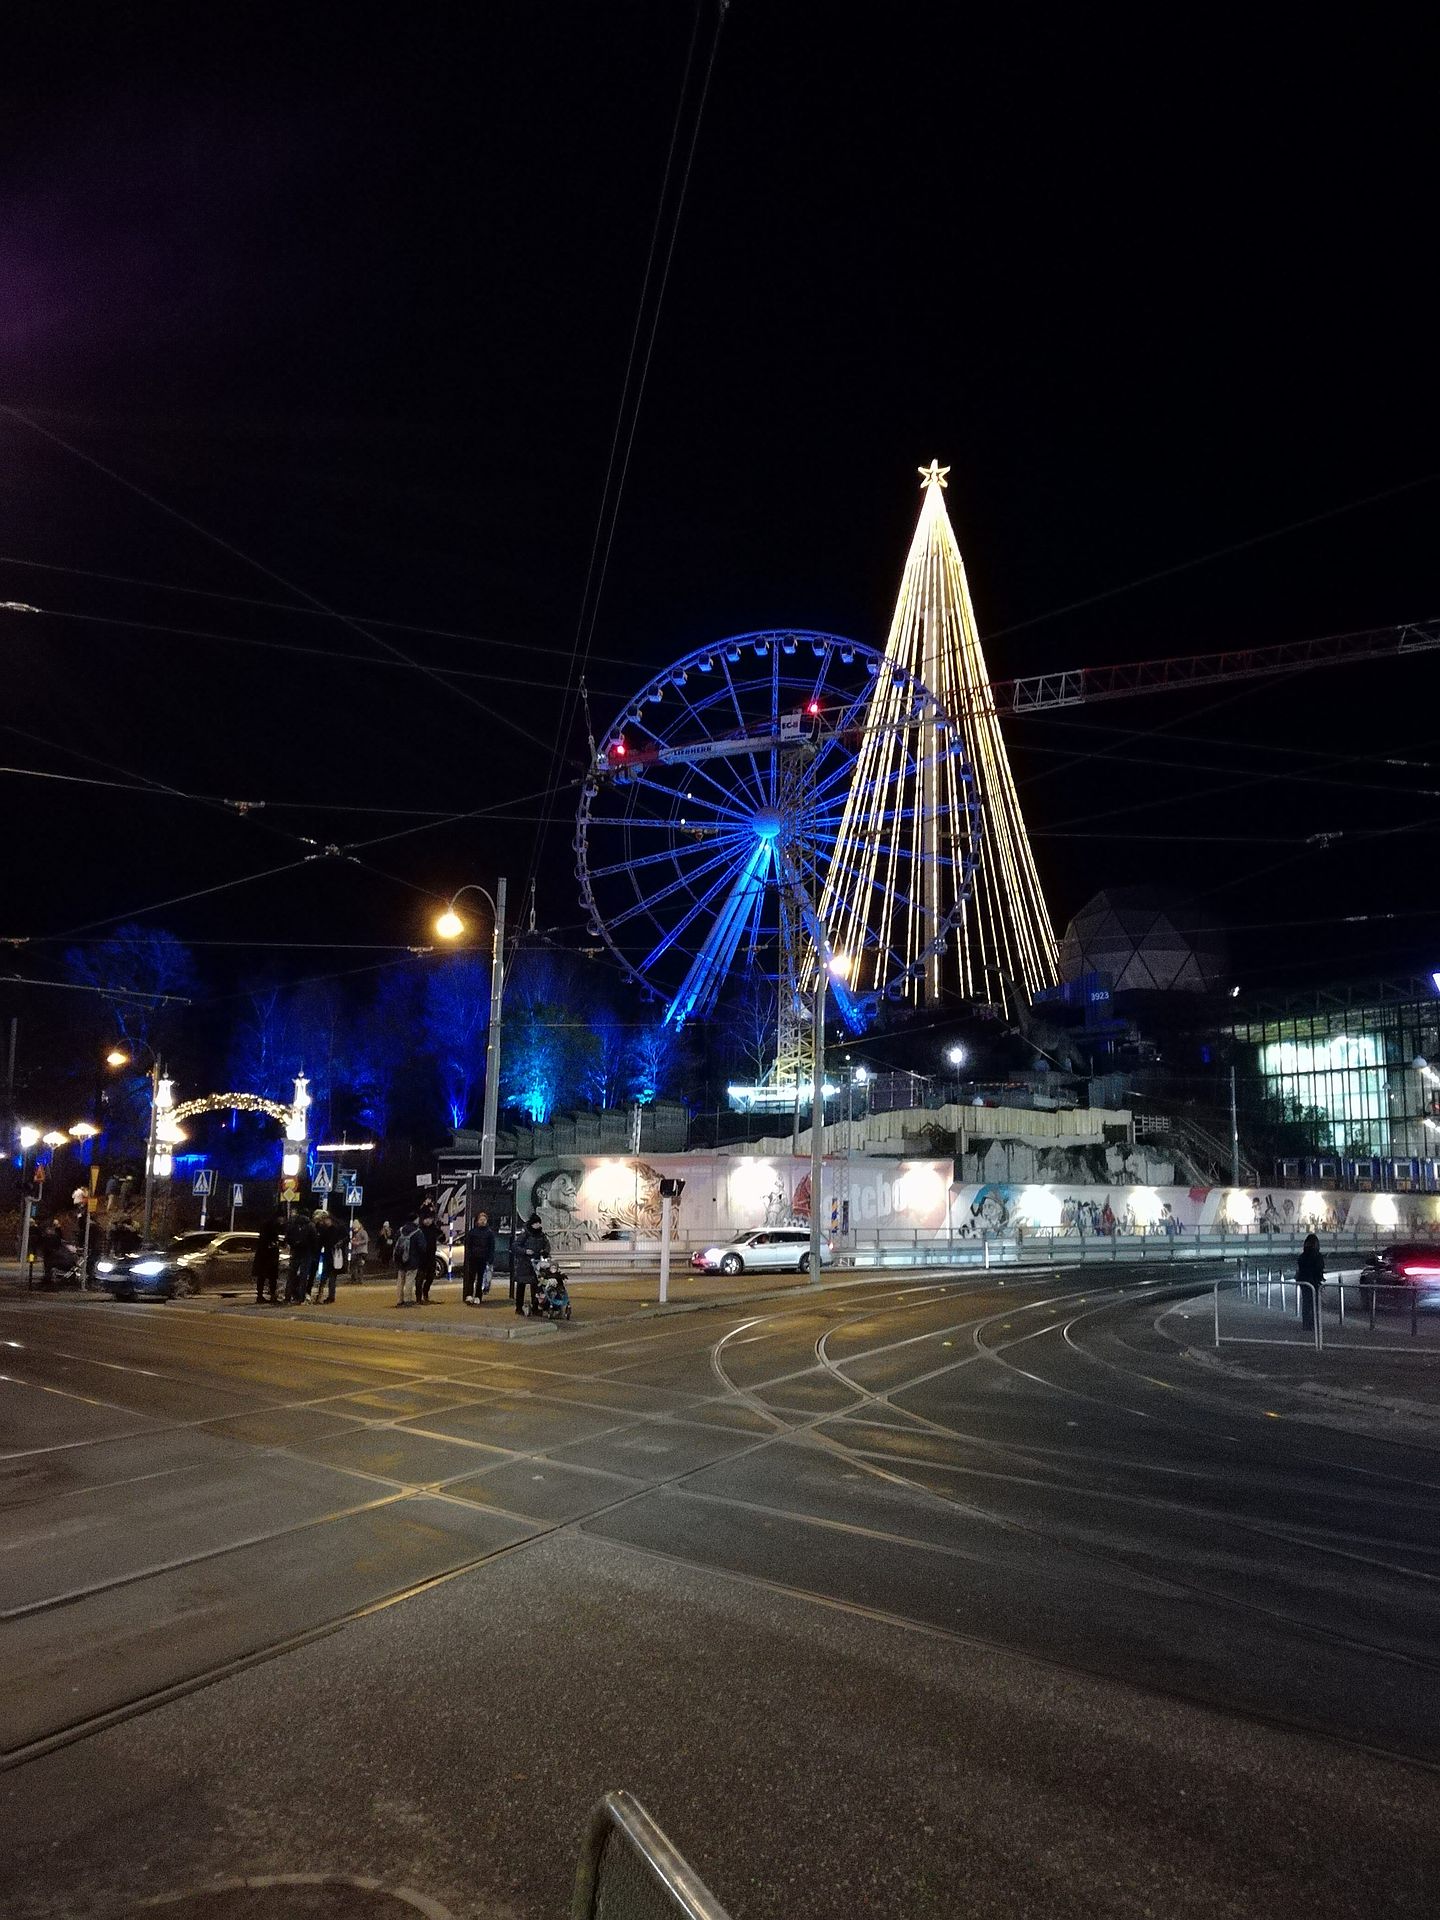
[691,1228,834,1276]
[1356,1244,1440,1315]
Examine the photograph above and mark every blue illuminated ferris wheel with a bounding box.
[574,630,978,1034]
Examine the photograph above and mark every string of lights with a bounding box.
[822,463,1056,1010]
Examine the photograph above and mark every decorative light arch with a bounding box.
[151,1073,311,1180]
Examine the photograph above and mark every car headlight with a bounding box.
[95,1260,115,1274]
[132,1260,167,1277]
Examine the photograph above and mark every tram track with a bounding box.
[6,1274,1440,1775]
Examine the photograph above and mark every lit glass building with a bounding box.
[1233,975,1440,1185]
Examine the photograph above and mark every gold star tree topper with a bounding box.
[918,459,949,490]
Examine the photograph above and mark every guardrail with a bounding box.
[1214,1267,1440,1349]
[573,1792,731,1920]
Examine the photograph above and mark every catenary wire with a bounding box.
[0,404,554,751]
[525,0,729,912]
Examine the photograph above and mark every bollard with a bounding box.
[1213,1277,1221,1347]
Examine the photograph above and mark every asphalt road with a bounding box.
[2,1270,1438,1918]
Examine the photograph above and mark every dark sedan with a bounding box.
[1356,1244,1440,1314]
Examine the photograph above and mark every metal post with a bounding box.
[480,876,507,1178]
[808,980,825,1283]
[1314,1286,1323,1352]
[1213,1278,1221,1347]
[1229,1064,1241,1187]
[229,1183,238,1232]
[659,1190,673,1305]
[142,1058,161,1244]
[18,1193,33,1286]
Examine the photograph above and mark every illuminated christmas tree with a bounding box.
[822,463,1056,1012]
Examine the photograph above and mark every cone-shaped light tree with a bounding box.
[821,463,1056,1012]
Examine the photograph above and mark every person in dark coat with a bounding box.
[37,1217,65,1287]
[417,1200,440,1303]
[311,1210,345,1303]
[1297,1232,1325,1332]
[512,1214,549,1316]
[252,1213,283,1306]
[462,1212,496,1305]
[285,1212,317,1303]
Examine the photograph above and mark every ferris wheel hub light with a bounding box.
[752,808,784,841]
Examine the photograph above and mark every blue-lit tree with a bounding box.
[421,954,491,1129]
[499,948,598,1123]
[627,1020,683,1106]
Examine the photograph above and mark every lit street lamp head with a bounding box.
[435,908,466,940]
[946,1044,967,1067]
[18,1125,41,1150]
[105,1048,130,1068]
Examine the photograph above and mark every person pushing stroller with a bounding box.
[512,1213,549,1316]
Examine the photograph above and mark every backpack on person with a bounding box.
[397,1222,425,1268]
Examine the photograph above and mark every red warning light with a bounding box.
[610,737,627,758]
[806,700,821,717]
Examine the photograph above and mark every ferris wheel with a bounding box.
[574,630,979,1033]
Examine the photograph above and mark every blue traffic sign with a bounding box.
[311,1162,334,1194]
[192,1169,216,1196]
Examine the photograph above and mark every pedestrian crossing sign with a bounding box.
[192,1169,216,1196]
[312,1162,334,1194]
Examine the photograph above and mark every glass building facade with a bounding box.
[1233,977,1440,1179]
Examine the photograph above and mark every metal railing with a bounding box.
[1216,1266,1439,1348]
[573,1793,731,1920]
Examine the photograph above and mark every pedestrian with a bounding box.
[252,1211,282,1306]
[1297,1231,1325,1332]
[417,1199,440,1303]
[312,1210,345,1303]
[394,1212,424,1308]
[377,1219,394,1267]
[37,1216,64,1287]
[462,1211,496,1305]
[285,1211,318,1303]
[348,1214,369,1285]
[110,1214,141,1257]
[512,1213,549,1317]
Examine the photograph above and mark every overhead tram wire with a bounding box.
[3,602,633,694]
[0,552,650,668]
[522,0,729,913]
[0,404,553,752]
[978,469,1440,645]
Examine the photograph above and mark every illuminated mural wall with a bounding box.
[480,1155,1437,1249]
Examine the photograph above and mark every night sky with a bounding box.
[2,5,1435,1034]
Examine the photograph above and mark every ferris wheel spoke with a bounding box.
[659,837,775,1025]
[604,839,748,932]
[586,834,741,882]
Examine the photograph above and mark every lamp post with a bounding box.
[107,1046,164,1243]
[809,951,850,1283]
[435,878,507,1177]
[16,1124,40,1277]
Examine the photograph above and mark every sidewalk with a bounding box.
[0,1265,885,1340]
[1160,1291,1440,1435]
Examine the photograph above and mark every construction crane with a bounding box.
[981,617,1440,717]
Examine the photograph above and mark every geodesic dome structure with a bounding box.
[1057,888,1227,995]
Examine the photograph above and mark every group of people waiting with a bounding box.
[250,1207,370,1305]
[248,1201,551,1315]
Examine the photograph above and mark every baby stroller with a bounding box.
[532,1255,572,1321]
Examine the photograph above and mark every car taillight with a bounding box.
[1398,1263,1440,1278]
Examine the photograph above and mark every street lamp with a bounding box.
[807,951,851,1284]
[433,878,508,1177]
[946,1044,967,1068]
[105,1044,166,1242]
[15,1125,42,1275]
